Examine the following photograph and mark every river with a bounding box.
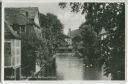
[55,53,111,80]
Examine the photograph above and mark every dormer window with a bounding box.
[11,24,20,31]
[20,25,25,32]
[10,24,26,34]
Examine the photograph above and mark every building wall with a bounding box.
[5,7,41,79]
[34,12,40,26]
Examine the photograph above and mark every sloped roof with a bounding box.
[5,7,41,42]
[5,7,39,25]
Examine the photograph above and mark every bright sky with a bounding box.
[5,2,85,35]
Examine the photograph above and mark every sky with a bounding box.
[5,2,85,35]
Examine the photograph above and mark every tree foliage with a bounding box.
[59,2,125,80]
[38,13,64,66]
[79,24,98,65]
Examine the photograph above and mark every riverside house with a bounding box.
[4,7,42,80]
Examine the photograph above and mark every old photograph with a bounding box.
[4,2,125,80]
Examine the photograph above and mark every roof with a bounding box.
[5,7,39,25]
[69,29,81,39]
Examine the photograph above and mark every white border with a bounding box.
[1,0,4,83]
[0,1,1,82]
[3,0,127,3]
[2,0,128,84]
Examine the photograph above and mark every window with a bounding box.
[20,25,25,32]
[5,40,21,67]
[5,42,11,66]
[11,24,21,34]
[14,40,21,66]
[11,24,20,31]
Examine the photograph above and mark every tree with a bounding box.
[33,13,64,77]
[79,24,98,65]
[59,2,125,80]
[38,13,64,65]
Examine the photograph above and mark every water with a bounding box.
[55,53,111,80]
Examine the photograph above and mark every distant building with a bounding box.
[67,28,83,51]
[65,37,72,46]
[5,7,42,80]
[64,29,72,45]
[68,28,81,39]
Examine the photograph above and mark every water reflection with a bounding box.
[55,53,111,80]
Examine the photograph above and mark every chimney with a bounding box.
[68,28,71,37]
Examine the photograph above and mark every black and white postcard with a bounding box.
[4,1,125,81]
